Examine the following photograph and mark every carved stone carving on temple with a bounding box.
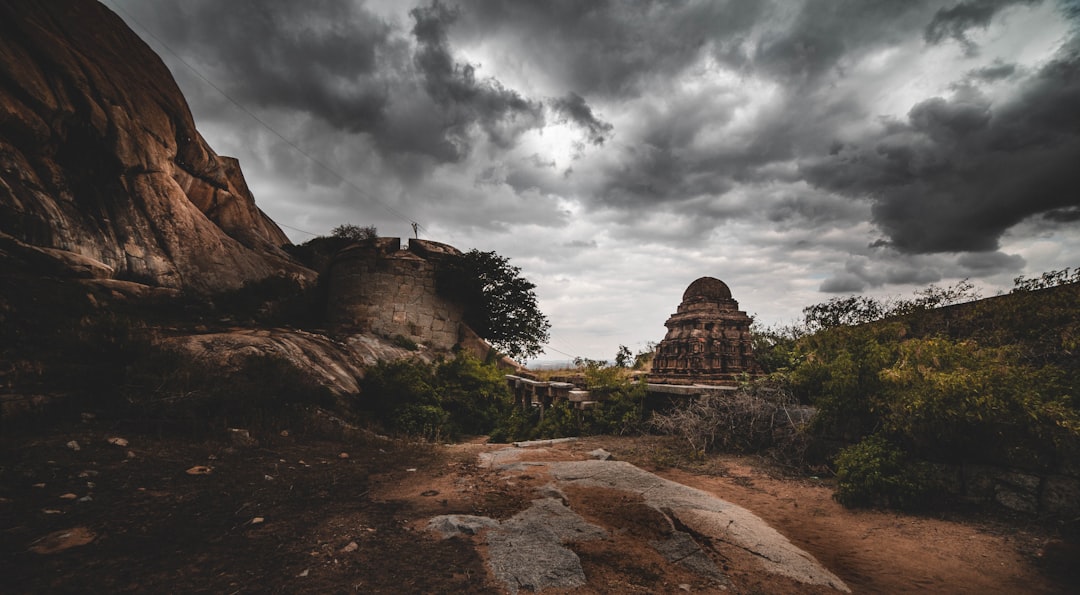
[649,277,760,385]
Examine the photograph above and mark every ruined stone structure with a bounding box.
[649,277,759,385]
[326,238,464,351]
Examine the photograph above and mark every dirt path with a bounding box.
[592,436,1070,595]
[1,427,1072,594]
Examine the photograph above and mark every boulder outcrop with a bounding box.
[0,0,313,293]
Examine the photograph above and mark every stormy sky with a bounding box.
[108,0,1080,363]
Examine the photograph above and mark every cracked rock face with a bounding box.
[548,460,850,592]
[0,0,313,293]
[430,447,851,594]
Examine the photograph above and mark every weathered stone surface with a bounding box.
[1041,475,1080,517]
[0,1,313,294]
[651,531,729,583]
[588,448,613,460]
[326,238,464,351]
[160,328,434,400]
[426,515,500,539]
[485,498,606,594]
[547,460,850,592]
[993,471,1041,515]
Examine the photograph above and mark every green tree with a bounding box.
[437,250,551,361]
[1012,267,1079,292]
[331,223,378,242]
[802,295,885,331]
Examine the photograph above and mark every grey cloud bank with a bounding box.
[109,0,1080,361]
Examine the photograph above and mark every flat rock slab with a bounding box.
[429,447,851,594]
[548,460,850,592]
[430,498,606,594]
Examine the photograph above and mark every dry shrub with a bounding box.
[649,379,811,466]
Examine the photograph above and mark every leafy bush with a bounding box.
[489,359,647,442]
[878,338,1078,468]
[331,224,378,242]
[390,334,420,351]
[792,323,904,442]
[358,352,513,440]
[833,434,929,509]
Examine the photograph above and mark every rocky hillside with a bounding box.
[0,1,488,426]
[0,0,312,293]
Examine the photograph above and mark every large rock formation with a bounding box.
[0,0,313,293]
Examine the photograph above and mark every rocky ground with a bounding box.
[0,422,1075,594]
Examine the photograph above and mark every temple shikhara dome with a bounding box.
[649,277,759,385]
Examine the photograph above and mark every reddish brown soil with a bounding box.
[0,427,1074,594]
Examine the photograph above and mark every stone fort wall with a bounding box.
[326,238,464,351]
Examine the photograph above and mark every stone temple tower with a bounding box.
[649,277,758,385]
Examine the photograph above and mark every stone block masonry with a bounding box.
[326,238,465,351]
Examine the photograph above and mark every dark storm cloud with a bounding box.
[120,0,548,165]
[457,0,766,97]
[820,254,945,293]
[409,1,544,153]
[967,60,1019,81]
[754,0,934,82]
[957,251,1026,272]
[550,93,613,146]
[925,0,1042,54]
[802,41,1080,255]
[121,0,399,131]
[1043,206,1080,222]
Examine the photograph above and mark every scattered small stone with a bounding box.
[59,493,78,500]
[30,527,96,554]
[297,569,310,577]
[106,437,129,447]
[228,428,258,448]
[264,474,275,481]
[77,470,99,478]
[588,448,613,461]
[679,584,692,592]
[77,495,93,503]
[427,515,500,538]
[421,490,440,497]
[33,483,46,489]
[251,517,265,525]
[185,466,213,475]
[338,452,350,459]
[280,430,290,437]
[406,468,417,472]
[86,482,96,489]
[126,451,136,459]
[66,441,80,452]
[340,541,359,553]
[42,509,63,515]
